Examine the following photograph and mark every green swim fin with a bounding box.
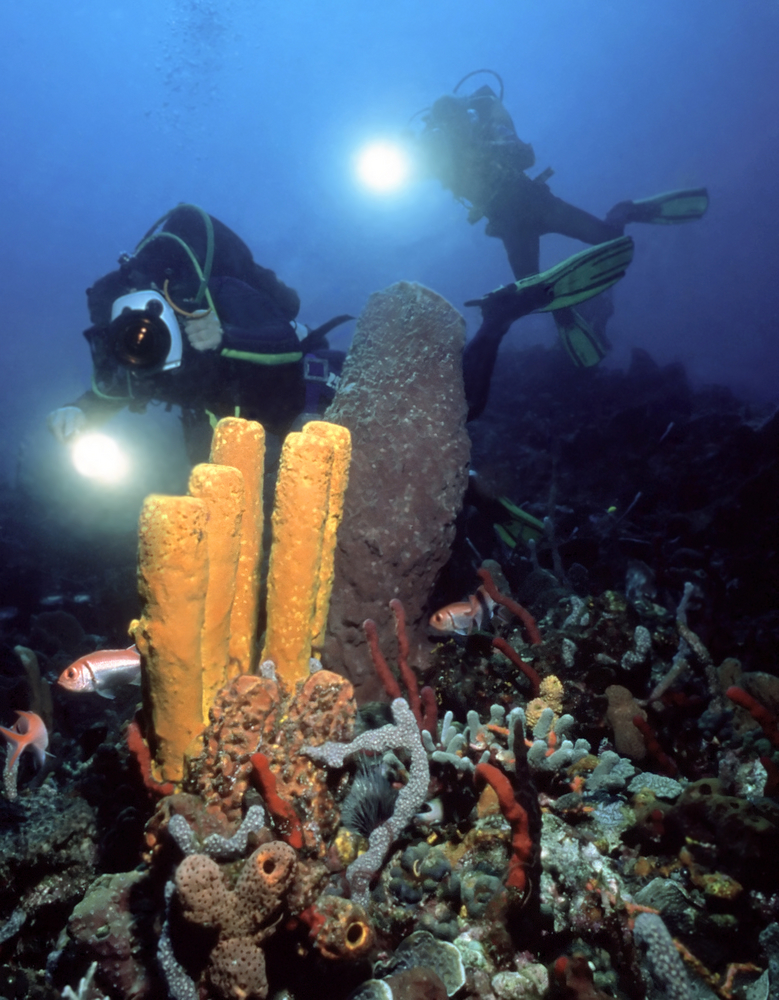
[494,495,545,546]
[533,236,635,312]
[620,188,709,225]
[553,307,610,368]
[465,235,635,317]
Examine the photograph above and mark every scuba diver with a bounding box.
[413,70,709,418]
[47,204,351,461]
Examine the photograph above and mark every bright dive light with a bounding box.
[71,433,129,484]
[356,141,410,192]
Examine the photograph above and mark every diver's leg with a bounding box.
[462,246,565,419]
[490,178,622,277]
[543,192,624,244]
[485,180,544,279]
[496,227,542,281]
[463,314,514,421]
[606,188,709,227]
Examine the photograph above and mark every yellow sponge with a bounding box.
[210,418,265,673]
[303,421,351,655]
[262,423,351,687]
[132,495,209,782]
[188,463,244,719]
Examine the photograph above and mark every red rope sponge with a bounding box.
[126,718,175,797]
[363,617,401,700]
[475,761,533,894]
[477,567,542,645]
[726,686,779,747]
[363,602,437,734]
[631,715,678,777]
[249,751,304,850]
[491,636,541,697]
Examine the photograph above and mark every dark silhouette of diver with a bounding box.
[414,70,709,419]
[47,204,351,462]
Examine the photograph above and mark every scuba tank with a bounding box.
[416,70,536,217]
[452,69,536,173]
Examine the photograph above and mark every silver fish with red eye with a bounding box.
[57,646,141,699]
[428,585,497,635]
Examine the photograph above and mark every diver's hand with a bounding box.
[183,312,223,351]
[47,406,87,444]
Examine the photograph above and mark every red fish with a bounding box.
[429,586,497,635]
[57,646,141,699]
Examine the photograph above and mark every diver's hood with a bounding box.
[109,290,182,374]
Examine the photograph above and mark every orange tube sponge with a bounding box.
[132,495,209,783]
[210,417,265,673]
[302,421,351,656]
[262,426,351,688]
[188,463,245,718]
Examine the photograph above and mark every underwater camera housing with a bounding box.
[109,290,182,374]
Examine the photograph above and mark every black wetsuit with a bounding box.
[71,206,340,459]
[419,87,623,419]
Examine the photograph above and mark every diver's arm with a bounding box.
[69,389,129,425]
[47,389,128,444]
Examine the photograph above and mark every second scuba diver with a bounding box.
[412,70,709,418]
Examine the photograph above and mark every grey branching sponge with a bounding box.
[304,697,429,905]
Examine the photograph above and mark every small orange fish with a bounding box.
[57,646,141,699]
[0,710,49,770]
[429,586,496,635]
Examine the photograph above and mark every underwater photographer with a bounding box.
[47,203,350,468]
[409,70,709,415]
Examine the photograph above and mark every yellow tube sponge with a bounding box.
[262,425,350,688]
[302,421,351,656]
[188,463,245,719]
[132,495,209,783]
[209,418,265,673]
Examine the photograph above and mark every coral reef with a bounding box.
[0,341,776,1000]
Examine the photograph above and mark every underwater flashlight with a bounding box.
[355,141,410,192]
[70,433,130,484]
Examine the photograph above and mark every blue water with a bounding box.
[2,0,778,481]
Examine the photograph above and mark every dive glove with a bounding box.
[183,312,223,352]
